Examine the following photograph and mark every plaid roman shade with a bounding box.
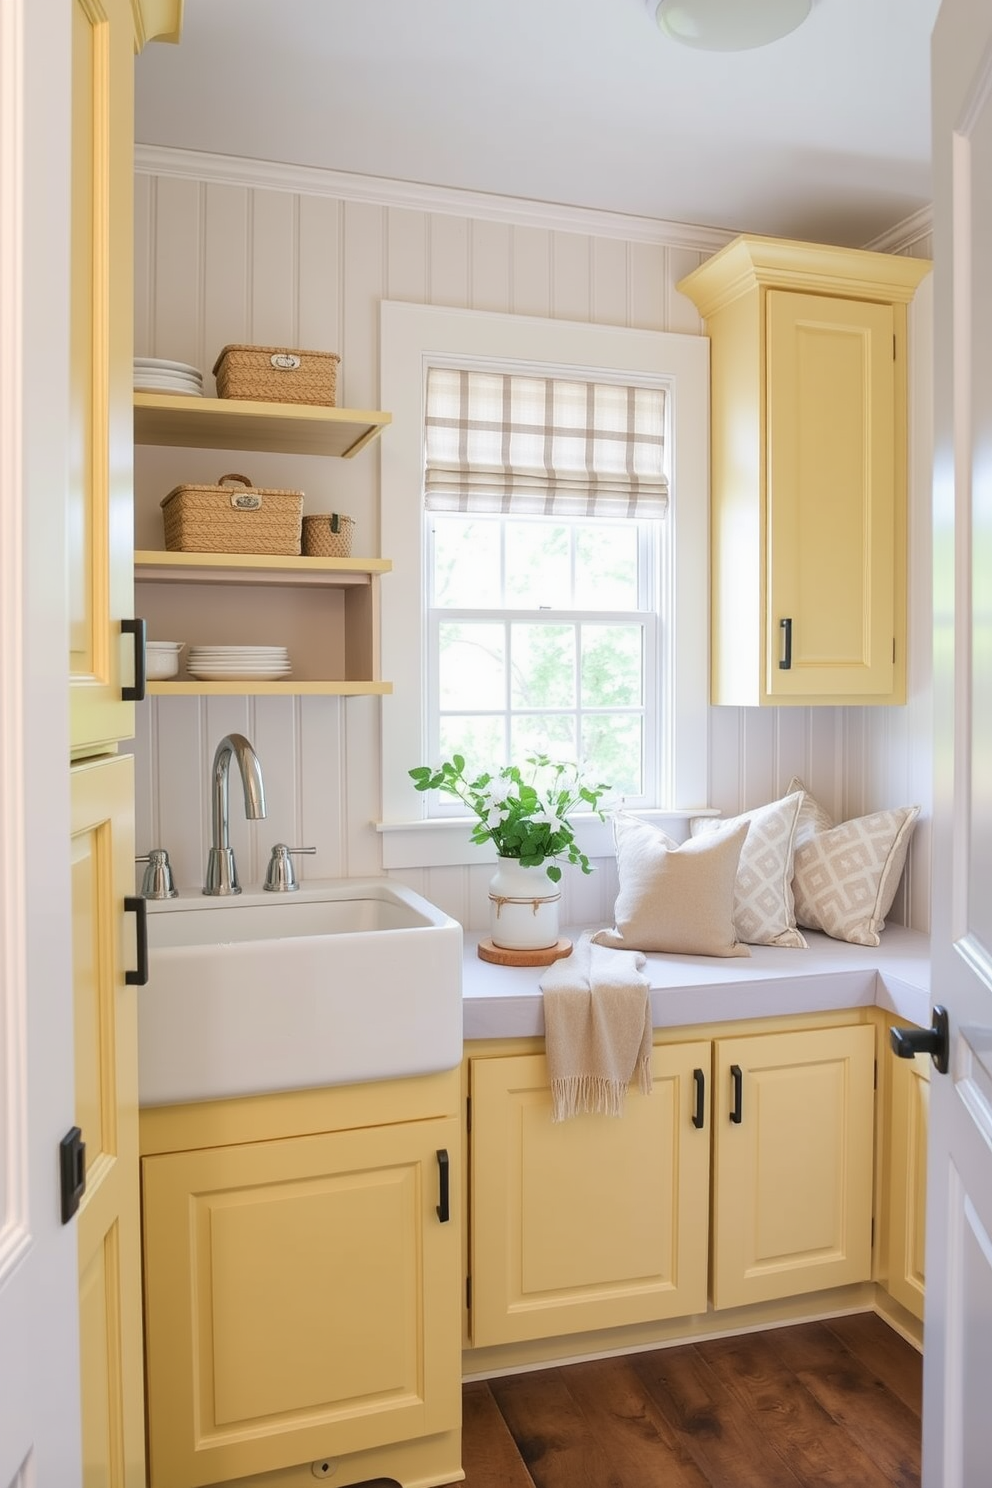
[424,367,668,518]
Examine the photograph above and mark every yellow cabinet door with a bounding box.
[766,290,896,699]
[141,1113,461,1488]
[886,1042,929,1321]
[711,1024,875,1310]
[469,1043,711,1348]
[676,235,929,707]
[71,754,144,1487]
[69,0,138,755]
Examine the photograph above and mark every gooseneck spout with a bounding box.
[203,733,267,895]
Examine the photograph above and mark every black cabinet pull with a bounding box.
[124,895,148,986]
[121,617,147,701]
[730,1064,743,1124]
[436,1148,450,1223]
[890,1005,950,1075]
[692,1067,705,1129]
[779,617,792,670]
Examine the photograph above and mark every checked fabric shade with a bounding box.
[424,367,668,519]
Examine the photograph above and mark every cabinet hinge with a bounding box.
[871,1217,876,1248]
[874,1059,878,1090]
[892,637,896,663]
[466,1096,471,1134]
[893,334,897,360]
[466,1275,472,1310]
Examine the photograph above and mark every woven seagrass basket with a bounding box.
[302,512,355,558]
[161,473,304,556]
[212,344,340,407]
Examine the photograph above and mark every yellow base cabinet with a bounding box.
[140,1074,462,1488]
[711,1025,876,1309]
[677,235,930,706]
[885,1030,929,1322]
[72,754,143,1487]
[468,1043,711,1347]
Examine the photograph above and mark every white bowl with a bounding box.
[146,641,184,680]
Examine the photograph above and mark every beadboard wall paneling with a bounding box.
[130,159,933,933]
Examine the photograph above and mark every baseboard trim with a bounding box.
[462,1281,920,1380]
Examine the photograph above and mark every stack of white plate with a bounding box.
[134,357,204,396]
[186,645,291,681]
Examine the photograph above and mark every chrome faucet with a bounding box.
[203,733,267,895]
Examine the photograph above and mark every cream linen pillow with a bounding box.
[690,791,806,948]
[786,777,920,948]
[593,813,750,958]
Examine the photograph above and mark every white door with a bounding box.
[924,2,992,1482]
[0,0,82,1482]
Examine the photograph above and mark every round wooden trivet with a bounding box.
[477,937,573,967]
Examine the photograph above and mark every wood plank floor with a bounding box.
[460,1315,922,1488]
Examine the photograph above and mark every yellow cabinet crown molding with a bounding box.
[131,0,183,49]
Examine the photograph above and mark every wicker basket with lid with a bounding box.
[302,512,355,558]
[161,473,304,555]
[212,344,340,407]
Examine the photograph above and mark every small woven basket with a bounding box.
[212,344,340,407]
[302,512,355,558]
[161,473,304,555]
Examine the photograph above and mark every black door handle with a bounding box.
[121,617,147,701]
[59,1126,86,1223]
[692,1067,705,1129]
[124,895,148,985]
[436,1148,450,1223]
[890,1005,949,1074]
[730,1064,743,1123]
[779,617,792,670]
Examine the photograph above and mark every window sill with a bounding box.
[375,809,718,870]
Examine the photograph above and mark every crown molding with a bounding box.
[863,203,933,255]
[133,144,738,252]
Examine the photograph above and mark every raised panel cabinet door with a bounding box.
[71,753,144,1487]
[141,1114,461,1488]
[676,235,929,707]
[69,0,138,755]
[766,290,897,700]
[469,1043,711,1348]
[711,1024,875,1310]
[887,1038,929,1322]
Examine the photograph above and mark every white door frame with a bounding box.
[0,0,81,1481]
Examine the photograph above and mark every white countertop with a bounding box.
[462,924,931,1040]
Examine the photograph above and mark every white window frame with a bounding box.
[378,302,710,870]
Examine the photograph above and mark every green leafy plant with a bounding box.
[409,753,611,882]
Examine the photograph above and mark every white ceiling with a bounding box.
[134,0,940,247]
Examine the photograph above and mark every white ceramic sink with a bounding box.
[137,879,463,1106]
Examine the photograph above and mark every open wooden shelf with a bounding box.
[134,552,393,696]
[134,550,392,584]
[134,392,391,458]
[145,680,391,697]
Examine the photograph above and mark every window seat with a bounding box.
[461,924,931,1040]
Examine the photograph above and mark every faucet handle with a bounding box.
[264,844,316,893]
[136,847,178,899]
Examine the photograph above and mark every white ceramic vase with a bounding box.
[488,856,561,950]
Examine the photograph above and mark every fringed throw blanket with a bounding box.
[539,932,653,1122]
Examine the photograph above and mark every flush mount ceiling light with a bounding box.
[647,0,812,51]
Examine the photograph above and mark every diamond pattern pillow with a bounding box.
[786,777,920,947]
[691,791,806,947]
[593,812,751,958]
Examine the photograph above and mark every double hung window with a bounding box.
[424,368,667,803]
[378,304,708,867]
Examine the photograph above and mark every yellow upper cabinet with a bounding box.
[68,0,181,758]
[677,235,930,706]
